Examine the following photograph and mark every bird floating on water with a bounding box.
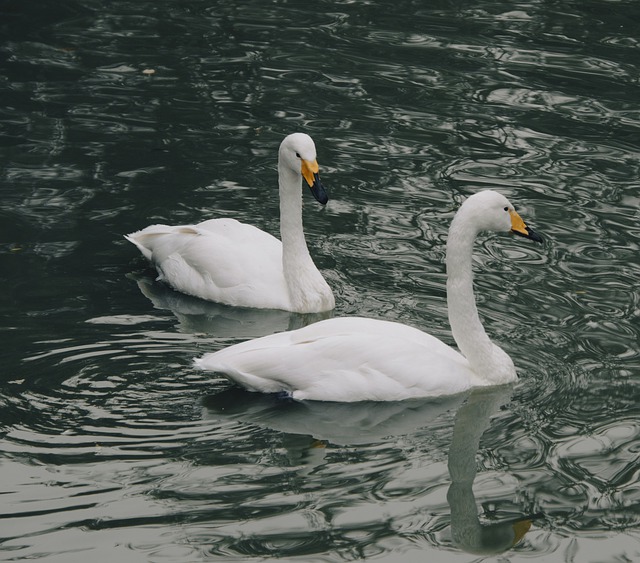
[125,133,335,313]
[195,190,543,402]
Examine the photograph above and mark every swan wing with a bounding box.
[126,219,290,309]
[195,317,479,402]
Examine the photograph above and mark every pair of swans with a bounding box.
[127,133,543,402]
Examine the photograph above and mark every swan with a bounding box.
[125,133,335,313]
[195,190,543,402]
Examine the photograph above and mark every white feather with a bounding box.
[125,133,335,313]
[196,190,543,402]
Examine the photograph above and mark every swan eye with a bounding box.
[295,152,301,158]
[503,206,509,212]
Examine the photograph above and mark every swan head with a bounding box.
[279,133,329,205]
[458,190,543,242]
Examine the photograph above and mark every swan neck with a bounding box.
[446,215,496,375]
[276,157,333,312]
[278,164,310,261]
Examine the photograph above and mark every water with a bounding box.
[1,0,639,560]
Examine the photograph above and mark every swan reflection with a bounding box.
[202,385,539,554]
[130,271,332,337]
[202,387,465,446]
[447,386,541,555]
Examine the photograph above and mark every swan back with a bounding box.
[196,317,481,402]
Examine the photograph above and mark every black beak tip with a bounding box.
[315,191,329,205]
[527,229,544,243]
[310,173,329,205]
[513,228,543,243]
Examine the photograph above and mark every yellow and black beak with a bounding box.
[510,210,543,243]
[301,159,329,205]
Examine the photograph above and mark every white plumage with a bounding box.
[195,190,544,402]
[125,133,335,313]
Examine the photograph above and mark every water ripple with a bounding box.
[1,0,640,560]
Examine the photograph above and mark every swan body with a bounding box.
[125,133,335,313]
[196,190,543,402]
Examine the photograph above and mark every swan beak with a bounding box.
[510,210,543,243]
[512,518,533,546]
[301,159,329,205]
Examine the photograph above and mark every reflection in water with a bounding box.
[2,0,639,558]
[202,385,538,554]
[447,386,542,555]
[129,271,332,336]
[202,387,466,446]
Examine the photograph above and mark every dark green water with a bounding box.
[1,0,639,561]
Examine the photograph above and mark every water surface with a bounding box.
[1,0,639,561]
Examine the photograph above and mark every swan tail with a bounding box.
[125,225,200,262]
[124,232,155,261]
[194,356,289,394]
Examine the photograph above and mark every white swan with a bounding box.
[195,190,543,402]
[125,133,335,313]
